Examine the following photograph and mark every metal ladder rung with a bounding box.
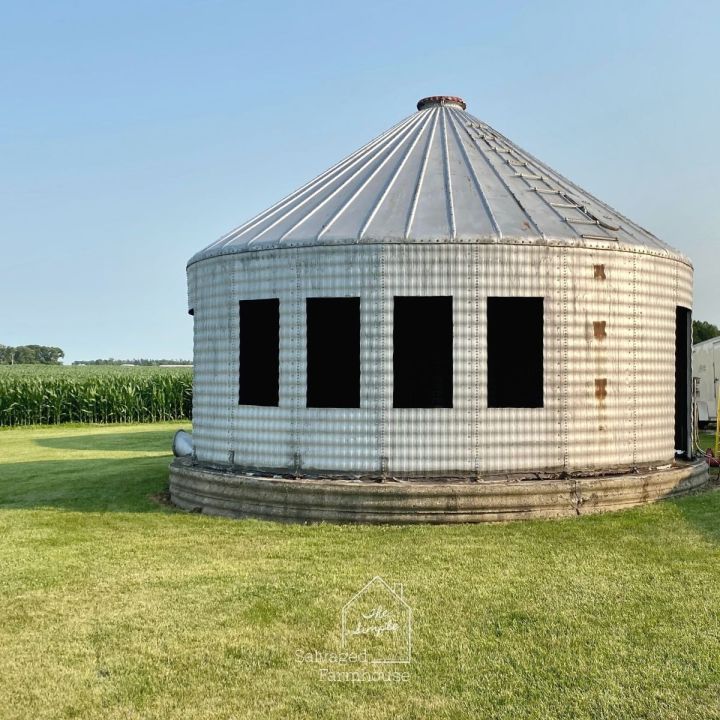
[550,202,580,209]
[581,233,618,241]
[516,173,544,180]
[531,188,561,195]
[565,218,600,225]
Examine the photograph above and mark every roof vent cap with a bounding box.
[417,95,466,111]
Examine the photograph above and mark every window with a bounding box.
[487,297,543,408]
[675,306,691,455]
[393,296,453,408]
[239,299,279,406]
[306,297,360,408]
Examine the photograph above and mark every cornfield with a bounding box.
[0,366,192,426]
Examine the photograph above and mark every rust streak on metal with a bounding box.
[593,264,606,280]
[593,321,607,340]
[595,378,608,401]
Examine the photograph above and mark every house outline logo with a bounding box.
[341,576,412,664]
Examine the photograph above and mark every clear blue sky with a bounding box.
[2,0,718,363]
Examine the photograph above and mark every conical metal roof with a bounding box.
[190,96,686,265]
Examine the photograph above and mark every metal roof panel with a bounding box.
[190,96,688,266]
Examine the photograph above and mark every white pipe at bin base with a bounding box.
[172,430,193,458]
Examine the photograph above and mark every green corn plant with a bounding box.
[0,366,193,426]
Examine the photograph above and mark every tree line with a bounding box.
[71,359,192,366]
[0,345,64,365]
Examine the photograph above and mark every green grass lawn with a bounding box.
[1,423,720,719]
[700,430,719,454]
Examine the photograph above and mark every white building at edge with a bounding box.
[185,95,694,477]
[694,336,720,426]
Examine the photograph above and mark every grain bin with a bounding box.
[170,95,707,523]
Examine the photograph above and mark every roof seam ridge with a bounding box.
[456,110,543,238]
[210,113,418,251]
[253,113,424,246]
[316,112,429,241]
[358,109,434,240]
[476,124,582,237]
[441,109,457,239]
[477,117,664,248]
[448,109,501,237]
[277,112,428,244]
[405,107,439,239]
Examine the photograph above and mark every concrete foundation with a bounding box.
[169,458,709,524]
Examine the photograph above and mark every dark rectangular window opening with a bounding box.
[306,297,360,408]
[487,297,544,408]
[239,299,279,406]
[675,306,692,455]
[393,296,453,409]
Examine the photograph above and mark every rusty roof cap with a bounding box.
[417,95,466,111]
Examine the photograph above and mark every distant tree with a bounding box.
[13,346,34,364]
[0,344,64,364]
[27,345,64,364]
[693,320,720,345]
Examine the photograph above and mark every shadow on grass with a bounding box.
[670,470,720,544]
[33,428,187,453]
[0,455,175,513]
[6,427,720,534]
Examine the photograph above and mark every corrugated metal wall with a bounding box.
[188,245,692,474]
